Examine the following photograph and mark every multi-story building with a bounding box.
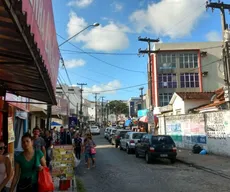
[150,42,224,107]
[128,97,142,117]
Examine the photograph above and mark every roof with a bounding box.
[196,100,226,110]
[176,92,214,100]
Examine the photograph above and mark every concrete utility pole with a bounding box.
[93,93,100,123]
[206,1,230,108]
[101,96,105,124]
[77,83,87,125]
[139,87,144,109]
[138,37,159,111]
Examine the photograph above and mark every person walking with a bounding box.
[73,133,82,160]
[10,133,46,192]
[44,130,53,167]
[32,127,46,158]
[83,134,96,169]
[0,141,12,192]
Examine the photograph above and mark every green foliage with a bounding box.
[76,177,86,192]
[107,100,128,116]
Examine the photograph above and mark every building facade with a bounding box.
[128,97,142,117]
[151,42,224,107]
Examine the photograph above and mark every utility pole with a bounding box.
[76,103,79,116]
[206,1,230,108]
[101,96,105,125]
[77,83,87,129]
[93,93,100,124]
[139,87,144,109]
[138,37,159,111]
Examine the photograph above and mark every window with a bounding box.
[180,73,199,88]
[158,74,177,88]
[159,93,173,106]
[179,53,198,68]
[159,53,176,68]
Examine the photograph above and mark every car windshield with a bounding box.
[152,136,174,144]
[132,133,144,139]
[120,131,129,137]
[91,127,97,129]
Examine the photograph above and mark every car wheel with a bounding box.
[135,149,139,158]
[170,157,176,164]
[145,152,151,164]
[126,145,130,154]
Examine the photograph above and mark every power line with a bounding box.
[57,33,146,74]
[60,49,138,56]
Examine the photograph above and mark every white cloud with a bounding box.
[129,0,206,39]
[83,80,121,96]
[67,0,93,8]
[205,31,222,41]
[65,59,86,68]
[67,12,129,51]
[111,2,123,12]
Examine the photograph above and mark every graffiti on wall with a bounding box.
[165,114,206,144]
[206,111,230,140]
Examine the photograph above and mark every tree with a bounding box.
[107,100,129,117]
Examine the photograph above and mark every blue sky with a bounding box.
[53,0,227,101]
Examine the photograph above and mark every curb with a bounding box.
[176,158,230,180]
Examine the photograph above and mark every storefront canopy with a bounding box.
[0,0,59,104]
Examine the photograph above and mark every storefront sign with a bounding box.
[8,117,15,143]
[138,109,149,117]
[5,93,29,111]
[22,0,60,89]
[69,117,78,128]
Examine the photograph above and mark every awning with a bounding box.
[0,0,59,104]
[51,121,62,126]
[139,116,148,123]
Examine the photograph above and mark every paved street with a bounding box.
[76,130,230,192]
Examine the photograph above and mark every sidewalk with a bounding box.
[177,148,230,179]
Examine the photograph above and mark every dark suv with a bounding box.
[135,134,177,164]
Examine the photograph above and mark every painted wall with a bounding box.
[159,110,230,157]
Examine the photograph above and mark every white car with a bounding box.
[90,126,100,135]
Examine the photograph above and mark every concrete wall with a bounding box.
[158,110,230,157]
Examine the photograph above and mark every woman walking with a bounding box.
[0,141,12,192]
[10,133,46,192]
[83,134,96,169]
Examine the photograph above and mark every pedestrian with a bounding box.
[74,133,82,160]
[0,141,12,192]
[10,133,46,192]
[44,130,53,167]
[32,127,46,158]
[83,134,96,169]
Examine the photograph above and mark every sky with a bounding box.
[53,0,228,101]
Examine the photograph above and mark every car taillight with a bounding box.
[149,147,155,152]
[173,147,177,152]
[129,140,135,143]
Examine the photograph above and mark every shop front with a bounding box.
[0,0,59,142]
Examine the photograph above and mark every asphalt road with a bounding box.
[76,129,230,192]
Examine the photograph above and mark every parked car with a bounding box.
[120,132,146,154]
[104,127,110,138]
[111,129,131,148]
[108,128,116,143]
[90,126,100,135]
[135,134,177,164]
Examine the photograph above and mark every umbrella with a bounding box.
[51,121,62,126]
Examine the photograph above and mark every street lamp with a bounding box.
[58,22,100,47]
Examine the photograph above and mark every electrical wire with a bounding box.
[57,33,146,74]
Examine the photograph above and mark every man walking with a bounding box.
[33,127,46,157]
[74,133,82,159]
